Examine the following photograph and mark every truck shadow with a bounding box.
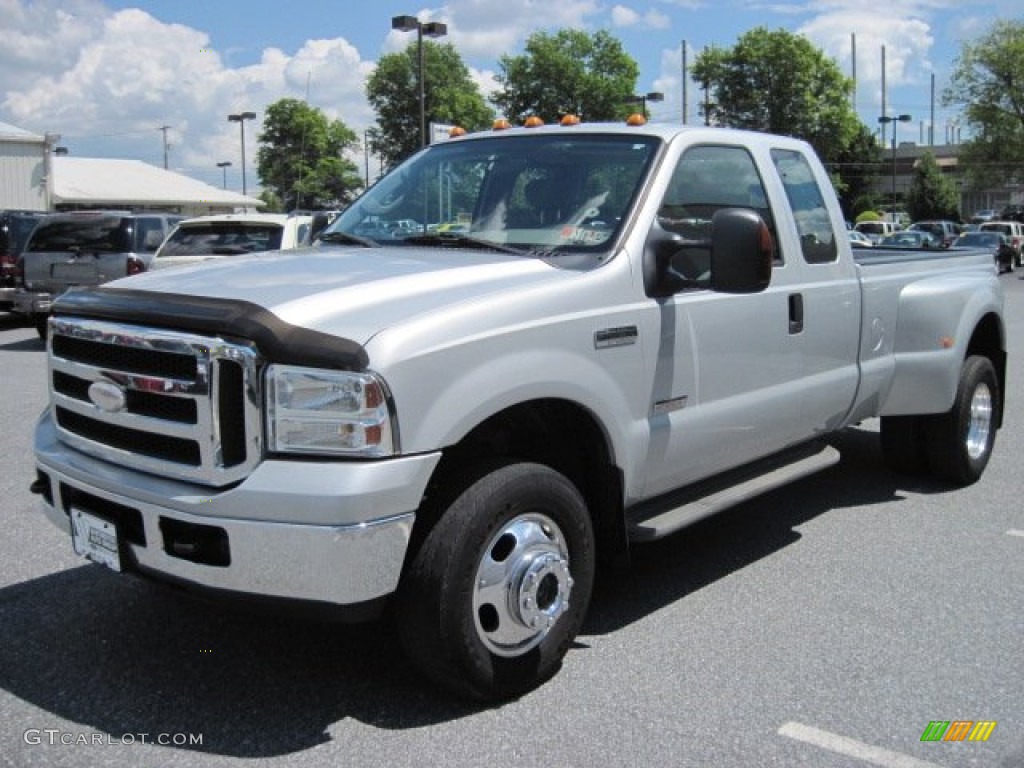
[583,424,952,635]
[0,425,954,757]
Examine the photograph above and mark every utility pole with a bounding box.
[681,40,688,125]
[159,125,170,169]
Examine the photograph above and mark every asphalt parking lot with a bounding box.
[0,276,1021,768]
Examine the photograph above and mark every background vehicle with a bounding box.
[953,230,1016,273]
[14,210,182,336]
[847,230,873,248]
[0,209,48,311]
[153,212,313,270]
[878,230,943,248]
[979,220,1024,267]
[853,220,899,244]
[29,123,1005,701]
[971,208,997,224]
[907,219,962,247]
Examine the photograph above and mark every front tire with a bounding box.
[397,462,595,701]
[926,356,999,485]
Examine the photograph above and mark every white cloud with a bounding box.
[612,5,641,26]
[613,5,672,29]
[798,10,935,110]
[0,4,380,185]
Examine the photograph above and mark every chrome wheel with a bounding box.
[965,382,993,460]
[472,513,574,658]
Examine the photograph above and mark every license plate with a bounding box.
[52,262,97,282]
[70,508,122,572]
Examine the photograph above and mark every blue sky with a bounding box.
[2,0,1017,192]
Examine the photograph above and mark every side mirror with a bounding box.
[708,208,773,294]
[643,208,773,298]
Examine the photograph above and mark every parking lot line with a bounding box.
[1006,529,1024,537]
[778,721,944,768]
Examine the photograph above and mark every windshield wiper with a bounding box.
[401,232,525,256]
[318,231,376,247]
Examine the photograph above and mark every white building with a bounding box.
[0,121,48,210]
[1,120,262,215]
[51,156,262,216]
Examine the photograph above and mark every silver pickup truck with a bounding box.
[29,122,1005,701]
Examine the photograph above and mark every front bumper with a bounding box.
[33,411,441,615]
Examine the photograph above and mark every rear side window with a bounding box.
[770,149,837,264]
[1,214,44,256]
[28,217,131,253]
[159,223,284,256]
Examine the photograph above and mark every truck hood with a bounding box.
[110,245,564,344]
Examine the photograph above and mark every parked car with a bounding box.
[907,220,962,247]
[853,220,900,244]
[978,220,1024,267]
[953,231,1016,273]
[152,212,313,270]
[0,209,48,311]
[847,230,874,248]
[14,210,183,336]
[1000,204,1024,223]
[970,209,998,224]
[878,230,943,249]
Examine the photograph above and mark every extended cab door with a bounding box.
[639,141,860,498]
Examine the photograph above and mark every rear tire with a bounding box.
[35,315,48,340]
[396,462,595,701]
[925,356,999,485]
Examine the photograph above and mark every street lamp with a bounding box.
[878,113,912,222]
[216,161,232,190]
[627,91,664,118]
[392,15,447,147]
[227,111,256,196]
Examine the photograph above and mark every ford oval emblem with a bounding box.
[88,381,127,413]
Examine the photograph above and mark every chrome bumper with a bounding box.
[34,412,441,610]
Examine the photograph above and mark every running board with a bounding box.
[627,442,840,542]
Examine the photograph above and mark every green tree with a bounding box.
[691,28,871,202]
[904,151,960,221]
[366,41,493,170]
[493,29,639,124]
[826,123,883,218]
[944,19,1024,191]
[255,98,363,210]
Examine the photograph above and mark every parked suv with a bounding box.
[0,209,48,311]
[14,210,182,336]
[152,212,312,270]
[979,220,1024,267]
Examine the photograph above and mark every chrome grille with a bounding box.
[48,316,263,486]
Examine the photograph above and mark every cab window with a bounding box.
[770,149,837,264]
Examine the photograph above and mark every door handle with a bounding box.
[788,293,804,334]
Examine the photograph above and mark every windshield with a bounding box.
[324,133,661,256]
[158,223,284,256]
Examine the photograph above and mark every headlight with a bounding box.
[265,365,396,457]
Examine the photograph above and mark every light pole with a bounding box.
[216,161,232,190]
[878,114,912,222]
[627,91,664,119]
[227,111,256,195]
[391,15,447,147]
